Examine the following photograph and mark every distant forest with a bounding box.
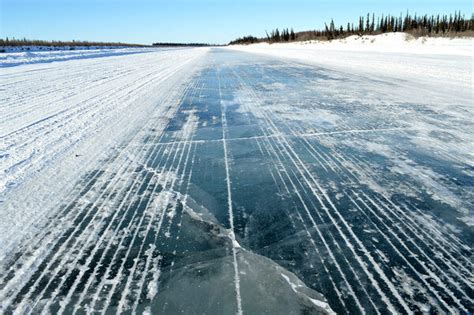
[152,42,213,47]
[0,38,146,48]
[229,11,474,44]
[0,38,216,49]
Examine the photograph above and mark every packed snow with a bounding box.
[0,48,208,250]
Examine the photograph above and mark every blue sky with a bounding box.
[1,0,472,44]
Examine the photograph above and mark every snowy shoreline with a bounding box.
[228,32,473,56]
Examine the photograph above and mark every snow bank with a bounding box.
[2,45,140,53]
[0,47,165,67]
[230,32,473,56]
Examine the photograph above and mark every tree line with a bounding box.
[229,11,474,44]
[0,38,217,49]
[0,38,146,48]
[152,42,213,47]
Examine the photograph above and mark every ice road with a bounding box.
[0,46,472,314]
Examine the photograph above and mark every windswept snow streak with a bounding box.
[218,73,243,315]
[1,48,472,314]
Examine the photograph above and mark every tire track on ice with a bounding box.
[230,68,385,313]
[232,68,410,313]
[238,59,472,312]
[33,82,196,314]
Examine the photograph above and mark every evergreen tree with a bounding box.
[229,10,473,45]
[371,13,375,32]
[359,16,364,32]
[366,13,370,33]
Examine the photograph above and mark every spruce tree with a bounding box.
[290,28,296,41]
[366,13,370,33]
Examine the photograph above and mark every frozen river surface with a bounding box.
[0,47,473,314]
